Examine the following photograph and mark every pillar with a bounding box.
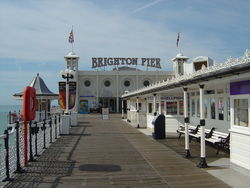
[198,84,208,168]
[153,94,157,116]
[122,100,124,119]
[136,97,140,128]
[158,94,161,114]
[183,88,191,158]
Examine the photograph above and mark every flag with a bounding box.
[68,29,74,43]
[176,32,180,47]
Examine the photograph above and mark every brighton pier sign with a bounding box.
[92,57,161,69]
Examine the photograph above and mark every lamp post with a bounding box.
[60,69,75,114]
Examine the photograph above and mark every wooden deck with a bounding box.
[3,114,231,188]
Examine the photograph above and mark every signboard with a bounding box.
[69,82,76,109]
[92,57,161,69]
[230,80,250,95]
[58,82,66,109]
[102,108,109,120]
[58,81,76,110]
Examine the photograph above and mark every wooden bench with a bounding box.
[176,125,230,155]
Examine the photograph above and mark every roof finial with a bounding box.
[37,73,39,76]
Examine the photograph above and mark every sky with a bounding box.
[0,0,249,105]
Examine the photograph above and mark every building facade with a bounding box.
[78,67,173,113]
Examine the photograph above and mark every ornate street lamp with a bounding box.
[60,69,75,114]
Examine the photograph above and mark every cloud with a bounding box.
[132,0,162,14]
[0,0,249,105]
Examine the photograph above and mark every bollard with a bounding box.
[2,127,14,182]
[49,117,52,143]
[34,122,39,157]
[55,116,57,140]
[29,121,34,162]
[14,122,25,173]
[41,119,47,149]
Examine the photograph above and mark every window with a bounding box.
[211,98,216,119]
[104,80,111,87]
[148,103,153,113]
[191,99,195,117]
[139,103,142,110]
[124,80,130,87]
[144,80,150,87]
[161,101,165,114]
[204,99,208,118]
[179,100,184,115]
[218,97,224,120]
[197,99,200,117]
[84,80,91,87]
[166,101,177,115]
[234,99,248,127]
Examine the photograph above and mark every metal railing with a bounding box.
[0,114,62,182]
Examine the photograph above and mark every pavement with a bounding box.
[2,114,245,188]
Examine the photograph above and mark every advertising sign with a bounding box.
[69,82,76,109]
[58,82,66,109]
[58,81,76,110]
[102,108,109,120]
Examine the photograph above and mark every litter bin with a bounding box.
[152,114,166,139]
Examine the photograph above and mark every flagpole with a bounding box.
[72,26,74,52]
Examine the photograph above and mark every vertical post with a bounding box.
[29,121,34,162]
[116,67,119,113]
[15,121,24,173]
[3,127,13,181]
[8,111,11,124]
[122,100,124,119]
[158,94,161,114]
[66,76,69,114]
[34,122,39,157]
[183,88,191,158]
[49,117,52,143]
[42,119,46,149]
[136,97,139,128]
[198,84,208,168]
[55,116,57,139]
[153,94,157,116]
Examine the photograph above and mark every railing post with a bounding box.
[49,117,52,143]
[14,122,25,173]
[34,122,39,157]
[29,121,34,162]
[58,114,61,135]
[8,111,11,124]
[41,119,47,149]
[55,116,57,140]
[2,127,14,182]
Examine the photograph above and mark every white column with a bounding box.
[184,88,191,158]
[158,94,161,114]
[198,84,208,168]
[96,69,99,107]
[116,69,119,112]
[136,97,140,128]
[122,100,124,119]
[153,94,157,116]
[66,81,69,114]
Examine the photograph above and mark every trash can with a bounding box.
[152,114,166,139]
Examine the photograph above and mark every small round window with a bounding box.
[84,80,91,87]
[143,80,150,87]
[104,80,111,87]
[124,80,130,87]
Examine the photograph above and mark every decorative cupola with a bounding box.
[172,53,189,76]
[64,52,79,71]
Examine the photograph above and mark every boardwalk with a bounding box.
[4,114,230,188]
